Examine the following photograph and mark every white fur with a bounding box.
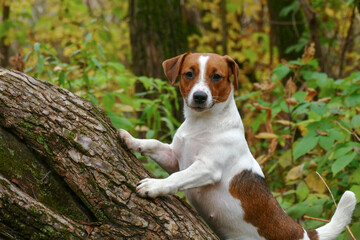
[119,54,356,240]
[187,55,213,109]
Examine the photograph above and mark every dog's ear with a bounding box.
[224,55,240,90]
[162,52,191,85]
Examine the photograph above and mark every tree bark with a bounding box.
[267,0,306,61]
[129,0,189,80]
[299,0,326,73]
[0,69,218,239]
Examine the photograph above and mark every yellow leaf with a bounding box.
[114,104,133,112]
[256,154,267,164]
[297,124,308,136]
[286,164,304,181]
[134,125,150,132]
[325,7,335,17]
[275,120,293,126]
[255,132,278,139]
[305,172,326,193]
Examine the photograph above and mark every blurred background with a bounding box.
[0,0,359,238]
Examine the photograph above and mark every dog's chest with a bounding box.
[172,130,208,170]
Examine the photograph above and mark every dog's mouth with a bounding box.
[192,106,207,112]
[187,102,215,112]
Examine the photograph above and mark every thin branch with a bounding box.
[333,120,360,142]
[316,172,337,207]
[269,20,305,25]
[304,216,330,223]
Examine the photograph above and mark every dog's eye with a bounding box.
[183,71,194,80]
[211,73,223,82]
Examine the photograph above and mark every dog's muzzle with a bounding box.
[190,91,208,111]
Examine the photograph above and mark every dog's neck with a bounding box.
[183,86,244,133]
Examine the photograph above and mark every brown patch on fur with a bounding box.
[204,54,232,102]
[229,170,305,240]
[162,52,191,86]
[307,230,319,240]
[178,53,201,99]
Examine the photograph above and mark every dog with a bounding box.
[118,52,356,240]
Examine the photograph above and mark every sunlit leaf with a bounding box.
[332,152,357,176]
[294,135,319,160]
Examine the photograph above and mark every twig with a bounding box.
[333,120,360,142]
[315,172,356,240]
[304,216,329,223]
[316,172,337,207]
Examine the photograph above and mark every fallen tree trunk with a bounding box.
[0,68,218,239]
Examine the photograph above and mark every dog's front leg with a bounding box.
[137,160,222,198]
[118,129,178,174]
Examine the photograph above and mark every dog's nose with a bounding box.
[193,91,208,104]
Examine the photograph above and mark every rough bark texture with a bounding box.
[299,0,326,73]
[129,0,189,80]
[267,0,306,61]
[0,68,218,239]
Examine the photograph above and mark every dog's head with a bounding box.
[162,52,239,112]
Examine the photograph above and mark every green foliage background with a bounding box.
[1,0,359,238]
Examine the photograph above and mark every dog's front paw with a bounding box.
[117,129,140,152]
[136,178,176,198]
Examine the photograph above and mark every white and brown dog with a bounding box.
[119,52,356,240]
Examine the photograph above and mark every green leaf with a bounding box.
[58,71,66,86]
[103,91,115,112]
[294,135,319,160]
[34,42,40,56]
[328,129,345,142]
[279,1,299,17]
[83,73,90,86]
[345,93,360,107]
[69,49,81,58]
[350,185,360,203]
[146,130,155,139]
[319,136,334,150]
[107,113,132,129]
[296,181,310,201]
[333,146,353,159]
[91,57,102,70]
[273,65,290,79]
[286,199,326,218]
[351,114,360,127]
[310,102,326,116]
[350,168,360,184]
[88,93,99,105]
[37,55,44,75]
[84,32,92,45]
[332,152,357,176]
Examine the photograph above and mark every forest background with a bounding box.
[0,0,359,239]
